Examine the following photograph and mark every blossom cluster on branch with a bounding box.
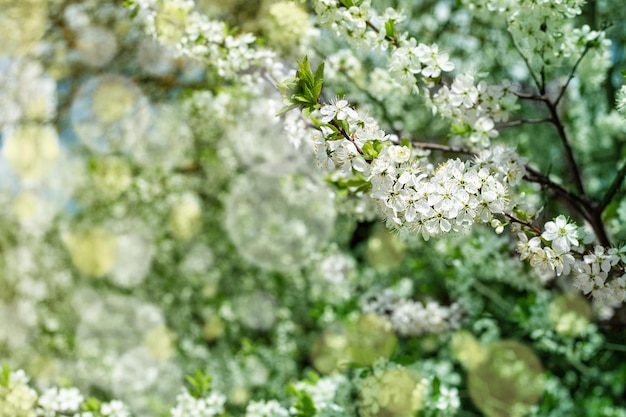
[2,0,626,416]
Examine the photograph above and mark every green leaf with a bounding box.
[362,140,385,160]
[334,118,350,133]
[0,364,10,387]
[432,376,441,397]
[450,122,470,135]
[276,56,324,116]
[185,370,212,399]
[297,56,315,85]
[82,397,102,412]
[302,104,320,118]
[129,5,139,19]
[288,385,317,417]
[339,0,354,7]
[385,19,396,39]
[313,62,325,98]
[329,172,372,193]
[276,103,300,117]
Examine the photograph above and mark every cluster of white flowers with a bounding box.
[170,390,226,417]
[314,99,527,239]
[370,147,520,239]
[0,57,57,129]
[291,374,351,416]
[99,400,132,417]
[37,387,84,417]
[465,0,600,73]
[312,0,518,149]
[0,369,37,417]
[312,0,392,50]
[245,399,290,417]
[429,76,519,148]
[362,288,461,336]
[132,0,274,78]
[516,215,626,307]
[388,38,454,93]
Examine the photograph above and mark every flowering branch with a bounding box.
[328,119,365,156]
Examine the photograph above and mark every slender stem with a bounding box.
[508,31,543,93]
[554,45,592,107]
[515,91,548,101]
[504,213,543,235]
[365,20,398,45]
[598,159,626,214]
[605,343,626,352]
[472,279,513,313]
[328,119,365,156]
[410,141,476,156]
[540,65,546,95]
[496,117,551,130]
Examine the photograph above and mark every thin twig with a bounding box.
[554,44,592,107]
[598,159,626,213]
[328,119,365,155]
[504,212,543,235]
[365,20,398,45]
[496,118,551,130]
[508,31,543,93]
[410,141,476,156]
[515,91,548,101]
[472,279,514,313]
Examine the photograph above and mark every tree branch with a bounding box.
[496,117,552,130]
[544,99,586,196]
[410,140,476,156]
[508,31,543,93]
[554,44,592,107]
[503,212,543,235]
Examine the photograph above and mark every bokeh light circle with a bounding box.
[75,26,119,68]
[0,0,48,56]
[2,124,60,181]
[468,340,545,417]
[224,162,336,272]
[71,74,150,154]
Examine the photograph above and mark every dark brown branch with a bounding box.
[523,166,588,209]
[544,99,586,196]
